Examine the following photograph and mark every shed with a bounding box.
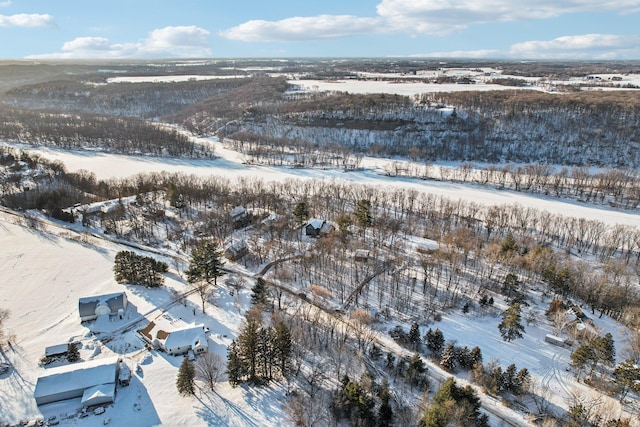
[44,344,70,358]
[34,357,120,406]
[79,292,128,322]
[545,334,569,348]
[81,383,116,407]
[224,240,249,261]
[230,206,251,229]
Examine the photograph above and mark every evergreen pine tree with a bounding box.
[457,346,471,370]
[490,366,504,395]
[514,367,531,395]
[408,322,421,350]
[385,352,395,369]
[176,357,195,396]
[237,307,263,383]
[425,328,445,359]
[613,359,640,401]
[422,377,487,427]
[406,352,428,390]
[570,343,596,379]
[227,340,243,387]
[594,333,616,368]
[292,201,310,225]
[369,344,382,361]
[503,363,517,392]
[469,346,483,368]
[440,344,457,372]
[186,240,225,314]
[257,327,273,380]
[273,321,292,379]
[479,295,488,306]
[395,356,407,379]
[498,303,525,342]
[354,199,373,234]
[66,342,80,362]
[378,378,393,427]
[251,277,268,306]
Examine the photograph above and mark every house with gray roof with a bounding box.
[78,292,128,322]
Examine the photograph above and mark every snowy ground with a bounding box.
[3,140,639,229]
[1,130,639,425]
[287,79,541,96]
[105,75,248,84]
[0,212,287,426]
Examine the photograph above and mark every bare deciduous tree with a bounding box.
[195,352,225,391]
[0,308,10,347]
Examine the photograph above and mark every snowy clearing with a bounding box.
[0,212,287,426]
[106,75,249,84]
[4,140,639,230]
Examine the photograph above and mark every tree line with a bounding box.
[0,107,210,157]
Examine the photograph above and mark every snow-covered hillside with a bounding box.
[0,212,287,426]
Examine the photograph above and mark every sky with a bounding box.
[0,0,639,60]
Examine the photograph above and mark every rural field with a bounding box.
[1,59,639,427]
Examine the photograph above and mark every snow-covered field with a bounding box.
[288,79,543,96]
[106,75,248,84]
[5,140,639,229]
[0,212,287,426]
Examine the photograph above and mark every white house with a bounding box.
[78,292,128,322]
[139,322,208,356]
[164,325,208,356]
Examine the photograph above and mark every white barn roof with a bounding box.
[34,357,119,406]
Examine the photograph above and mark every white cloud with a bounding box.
[0,1,11,7]
[377,0,640,34]
[221,0,640,41]
[410,49,501,58]
[410,34,640,60]
[509,34,640,59]
[143,26,210,55]
[28,26,211,59]
[220,15,381,42]
[0,13,54,27]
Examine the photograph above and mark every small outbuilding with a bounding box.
[44,344,70,358]
[545,334,570,348]
[224,240,249,261]
[81,384,116,407]
[79,292,128,322]
[230,206,252,229]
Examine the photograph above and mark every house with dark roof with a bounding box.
[78,292,128,322]
[224,240,249,261]
[304,218,334,237]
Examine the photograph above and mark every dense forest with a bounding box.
[2,61,639,168]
